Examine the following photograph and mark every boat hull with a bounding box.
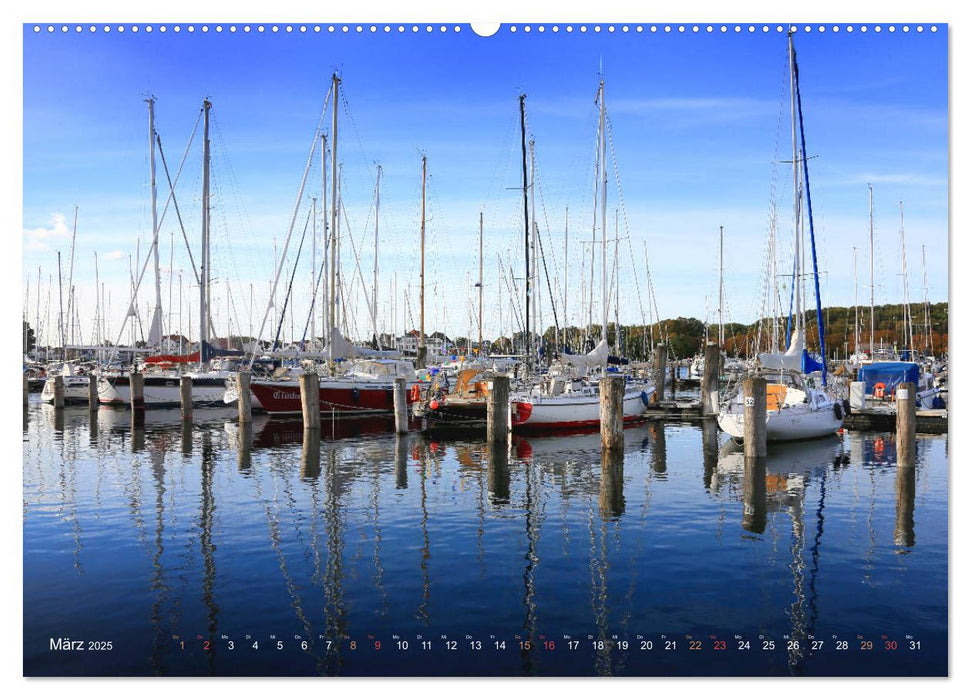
[248,378,418,417]
[98,374,228,407]
[40,375,91,404]
[512,390,648,433]
[717,405,843,442]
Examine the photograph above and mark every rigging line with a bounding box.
[338,182,376,337]
[248,86,333,363]
[794,56,828,382]
[272,205,314,350]
[535,221,561,348]
[155,111,203,287]
[499,254,525,339]
[301,227,330,348]
[605,114,648,334]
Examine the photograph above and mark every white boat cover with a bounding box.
[757,329,806,372]
[558,339,609,369]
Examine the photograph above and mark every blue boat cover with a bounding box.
[801,349,826,375]
[857,362,920,395]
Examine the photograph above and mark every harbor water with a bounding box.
[22,398,947,676]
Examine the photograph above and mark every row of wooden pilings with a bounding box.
[33,357,917,469]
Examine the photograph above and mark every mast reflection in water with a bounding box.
[22,400,947,676]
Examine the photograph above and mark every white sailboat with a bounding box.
[99,98,233,407]
[718,31,844,443]
[510,86,652,433]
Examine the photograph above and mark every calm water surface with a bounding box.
[22,398,947,676]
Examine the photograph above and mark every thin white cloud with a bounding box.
[838,172,948,188]
[103,250,127,260]
[23,212,72,240]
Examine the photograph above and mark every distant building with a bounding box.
[396,330,451,357]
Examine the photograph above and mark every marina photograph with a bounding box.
[18,13,952,683]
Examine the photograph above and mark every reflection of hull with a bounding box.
[420,397,487,435]
[718,404,842,441]
[512,389,647,433]
[97,405,239,431]
[717,435,843,475]
[40,375,91,404]
[247,414,398,447]
[249,378,417,416]
[97,373,228,407]
[513,423,653,459]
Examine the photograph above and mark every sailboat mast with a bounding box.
[529,138,538,360]
[599,79,608,343]
[57,251,64,355]
[329,74,339,364]
[320,134,328,354]
[788,32,802,338]
[66,206,78,351]
[719,225,724,348]
[866,184,875,356]
[146,97,163,348]
[614,210,620,355]
[373,165,381,348]
[563,208,569,354]
[899,200,913,354]
[311,196,316,346]
[200,98,212,368]
[478,210,484,356]
[420,155,427,362]
[94,252,100,349]
[519,94,530,363]
[853,246,860,356]
[921,244,931,355]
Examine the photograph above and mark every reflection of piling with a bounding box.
[653,343,668,403]
[896,382,916,466]
[130,372,145,412]
[487,375,510,444]
[394,435,408,489]
[894,460,916,547]
[742,456,767,533]
[53,406,65,434]
[393,377,408,434]
[599,375,624,453]
[236,422,252,473]
[23,373,28,406]
[300,372,320,428]
[180,375,193,421]
[701,417,719,489]
[599,451,625,519]
[180,419,193,456]
[650,423,667,474]
[301,428,321,480]
[487,444,510,504]
[237,371,252,424]
[701,341,720,416]
[88,375,98,411]
[743,376,767,458]
[53,375,64,409]
[131,416,146,452]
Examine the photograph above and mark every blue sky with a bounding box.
[22,22,948,346]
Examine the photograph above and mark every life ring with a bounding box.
[874,382,886,399]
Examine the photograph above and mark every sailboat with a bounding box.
[98,98,236,407]
[246,75,423,417]
[718,31,844,442]
[509,85,652,433]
